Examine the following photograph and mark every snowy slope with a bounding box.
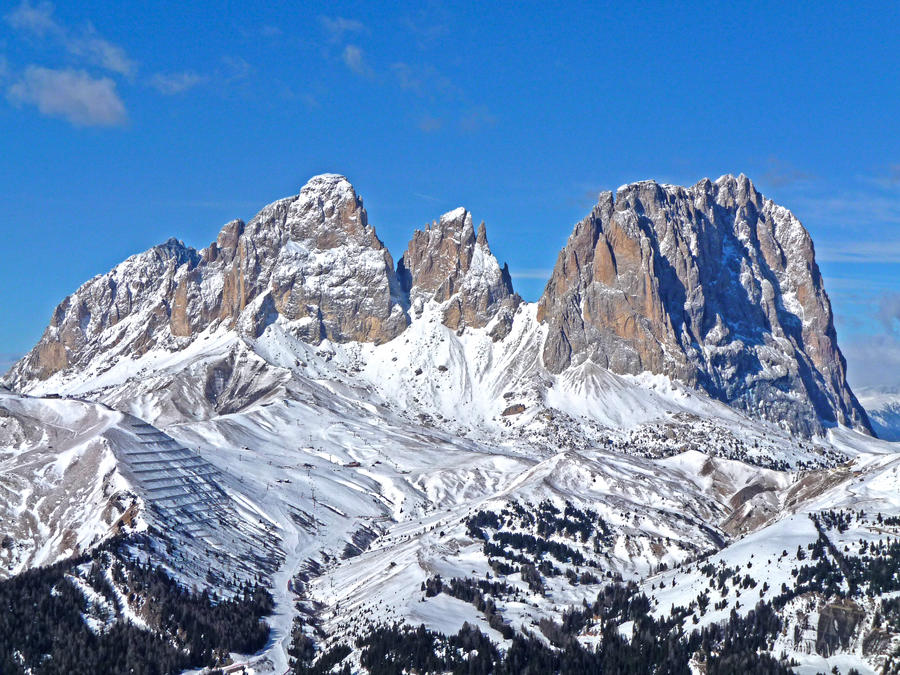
[0,392,130,578]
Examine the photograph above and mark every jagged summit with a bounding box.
[398,206,520,336]
[537,174,870,435]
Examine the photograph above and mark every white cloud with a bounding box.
[7,66,126,126]
[341,45,369,76]
[838,292,900,391]
[5,0,57,36]
[844,334,900,390]
[149,71,206,95]
[879,292,900,333]
[320,15,366,42]
[67,25,136,77]
[4,1,136,76]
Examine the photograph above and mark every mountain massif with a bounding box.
[1,174,897,675]
[3,173,870,438]
[538,175,869,435]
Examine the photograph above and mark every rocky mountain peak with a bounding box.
[286,173,381,250]
[4,175,409,388]
[398,207,520,336]
[266,175,407,343]
[538,175,871,436]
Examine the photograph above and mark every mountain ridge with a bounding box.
[3,173,870,437]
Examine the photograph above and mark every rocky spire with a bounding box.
[537,174,871,436]
[398,207,520,337]
[266,174,408,343]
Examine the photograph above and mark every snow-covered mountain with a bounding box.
[4,174,867,439]
[858,386,900,441]
[1,174,897,674]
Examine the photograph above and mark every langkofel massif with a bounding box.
[2,174,899,675]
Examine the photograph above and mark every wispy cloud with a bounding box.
[761,156,815,189]
[417,114,442,133]
[391,62,461,100]
[220,55,253,82]
[878,292,900,333]
[413,192,442,203]
[844,333,900,390]
[4,0,56,36]
[281,88,320,108]
[7,66,126,126]
[5,0,136,77]
[459,106,496,133]
[859,164,900,190]
[320,15,366,43]
[149,71,206,95]
[816,240,900,264]
[798,194,900,228]
[400,6,451,49]
[0,353,20,375]
[341,45,370,77]
[69,24,135,77]
[831,288,900,391]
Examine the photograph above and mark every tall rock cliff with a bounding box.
[4,174,408,387]
[398,207,520,337]
[537,174,871,435]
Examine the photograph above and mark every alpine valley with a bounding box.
[2,173,899,675]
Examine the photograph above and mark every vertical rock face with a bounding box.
[537,174,871,436]
[398,207,520,336]
[4,175,408,387]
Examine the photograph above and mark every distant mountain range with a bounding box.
[857,386,900,441]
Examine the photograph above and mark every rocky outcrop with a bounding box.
[398,207,520,337]
[537,174,871,436]
[4,175,408,387]
[816,600,866,656]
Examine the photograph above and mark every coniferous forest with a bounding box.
[290,581,795,675]
[0,536,273,675]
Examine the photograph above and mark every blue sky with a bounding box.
[1,1,899,387]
